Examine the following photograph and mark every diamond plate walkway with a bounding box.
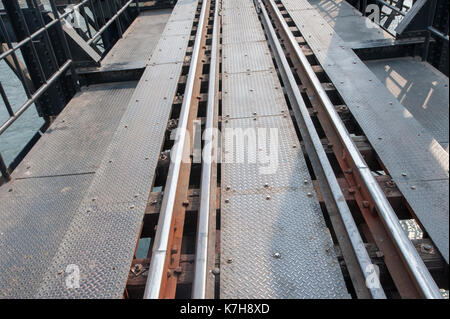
[281,0,449,263]
[219,0,349,299]
[0,0,198,299]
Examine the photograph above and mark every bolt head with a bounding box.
[212,268,220,275]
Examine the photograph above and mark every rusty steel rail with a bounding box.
[143,0,209,299]
[257,0,386,299]
[264,0,442,299]
[192,0,219,299]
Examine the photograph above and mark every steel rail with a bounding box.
[192,0,219,299]
[258,0,386,299]
[143,0,208,299]
[266,0,442,299]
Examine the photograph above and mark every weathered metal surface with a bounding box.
[13,82,137,178]
[0,174,93,299]
[222,71,285,119]
[366,57,449,152]
[282,0,449,263]
[220,0,349,299]
[0,0,198,299]
[302,0,392,45]
[36,0,198,298]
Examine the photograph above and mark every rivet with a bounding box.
[225,199,230,203]
[411,186,416,190]
[273,253,281,259]
[362,201,370,208]
[266,195,271,200]
[402,173,407,177]
[130,205,136,210]
[264,183,269,188]
[226,186,231,191]
[227,258,233,264]
[307,192,313,198]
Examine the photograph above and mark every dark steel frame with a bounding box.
[422,0,449,61]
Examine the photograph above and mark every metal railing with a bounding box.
[0,0,138,181]
[422,0,449,61]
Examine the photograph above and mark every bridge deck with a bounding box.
[219,0,349,299]
[282,0,449,263]
[0,0,198,298]
[101,9,172,69]
[0,81,137,298]
[366,56,449,152]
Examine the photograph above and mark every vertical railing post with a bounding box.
[134,0,140,14]
[423,0,438,61]
[49,0,80,90]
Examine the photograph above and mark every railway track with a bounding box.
[0,0,445,300]
[123,0,447,299]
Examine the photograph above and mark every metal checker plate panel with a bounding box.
[162,19,195,36]
[13,82,137,179]
[102,10,171,66]
[0,175,93,298]
[223,41,274,74]
[222,71,286,118]
[283,0,449,262]
[221,1,348,297]
[36,25,190,298]
[222,7,266,44]
[365,57,449,148]
[36,201,147,298]
[35,62,183,299]
[222,0,256,10]
[220,190,350,299]
[222,116,312,192]
[308,0,362,19]
[396,179,449,260]
[281,0,319,11]
[170,0,198,20]
[150,34,191,65]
